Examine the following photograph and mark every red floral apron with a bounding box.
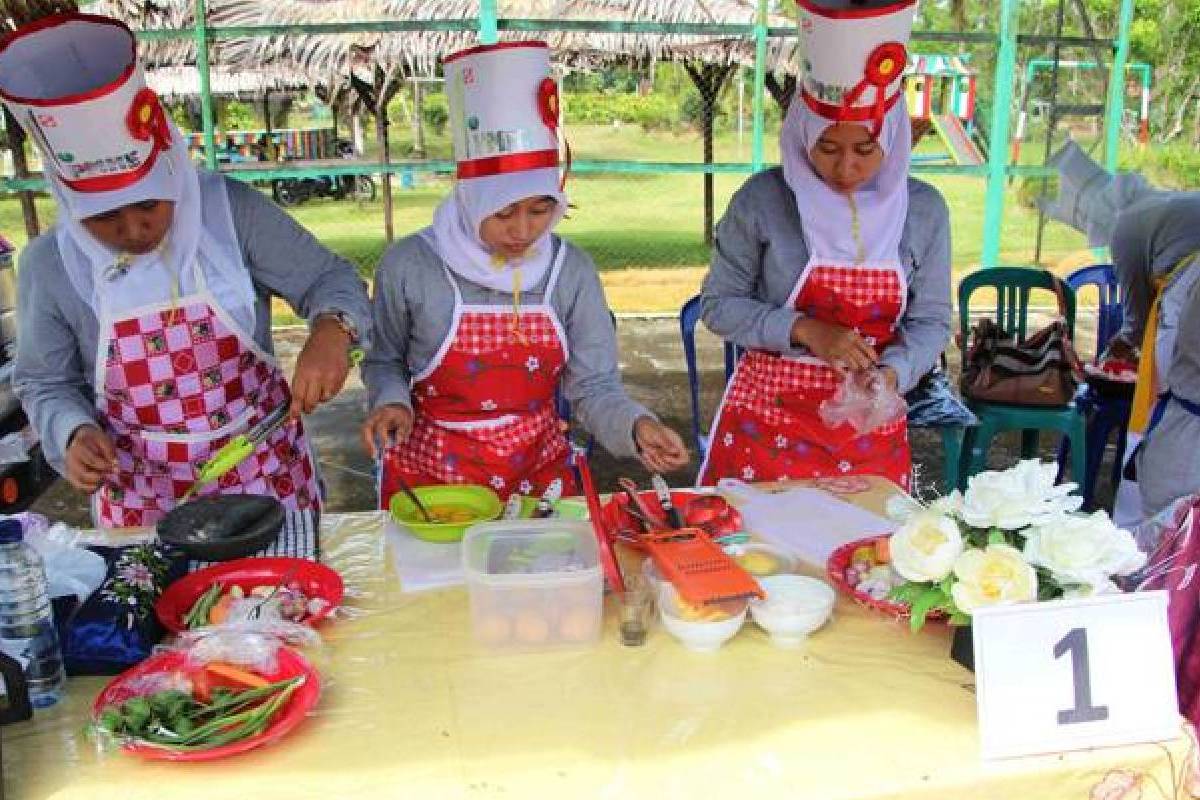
[378,247,576,508]
[698,260,911,489]
[94,263,319,528]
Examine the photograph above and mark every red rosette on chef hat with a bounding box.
[796,0,917,135]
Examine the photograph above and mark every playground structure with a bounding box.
[906,53,985,167]
[184,128,338,164]
[1011,59,1152,165]
[0,0,1141,271]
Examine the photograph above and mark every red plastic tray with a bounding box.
[156,557,343,633]
[826,535,947,622]
[92,646,320,762]
[600,490,742,548]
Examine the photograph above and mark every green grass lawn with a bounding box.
[0,122,1093,311]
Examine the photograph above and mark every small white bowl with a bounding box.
[658,584,747,653]
[750,575,835,649]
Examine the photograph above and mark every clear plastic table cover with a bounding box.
[4,486,1199,800]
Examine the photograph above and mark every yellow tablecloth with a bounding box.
[5,478,1199,800]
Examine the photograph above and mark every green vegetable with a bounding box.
[183,583,225,629]
[96,676,306,753]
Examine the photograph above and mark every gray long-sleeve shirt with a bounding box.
[363,232,650,459]
[1139,273,1200,517]
[1111,193,1200,347]
[700,168,952,393]
[13,174,372,476]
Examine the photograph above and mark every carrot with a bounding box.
[208,594,235,625]
[204,662,269,691]
[874,536,891,564]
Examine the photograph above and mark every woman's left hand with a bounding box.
[290,316,352,417]
[634,416,690,473]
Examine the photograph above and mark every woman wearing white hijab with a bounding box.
[2,14,370,526]
[697,0,952,488]
[362,42,686,505]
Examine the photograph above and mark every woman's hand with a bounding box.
[65,425,117,493]
[290,316,352,417]
[791,318,878,373]
[634,416,690,474]
[361,403,415,460]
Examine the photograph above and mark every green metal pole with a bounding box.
[1105,0,1136,170]
[479,0,498,44]
[194,0,217,170]
[980,0,1018,269]
[750,0,767,172]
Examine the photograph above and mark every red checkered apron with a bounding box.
[378,250,575,507]
[698,260,911,489]
[94,285,319,528]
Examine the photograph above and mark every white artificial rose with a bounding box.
[890,512,964,583]
[950,544,1038,613]
[929,490,964,516]
[960,460,1082,530]
[1023,511,1147,587]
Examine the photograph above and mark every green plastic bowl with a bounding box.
[390,485,504,543]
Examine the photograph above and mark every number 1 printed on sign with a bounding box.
[1054,628,1110,725]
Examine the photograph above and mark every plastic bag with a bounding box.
[19,516,107,603]
[819,370,907,435]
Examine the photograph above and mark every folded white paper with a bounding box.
[384,519,465,593]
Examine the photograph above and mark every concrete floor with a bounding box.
[31,311,1110,527]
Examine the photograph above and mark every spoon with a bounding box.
[395,475,435,524]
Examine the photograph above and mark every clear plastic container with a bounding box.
[462,520,602,652]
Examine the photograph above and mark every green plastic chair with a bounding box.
[957,267,1086,488]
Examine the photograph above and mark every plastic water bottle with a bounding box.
[0,517,64,708]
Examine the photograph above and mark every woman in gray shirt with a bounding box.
[696,3,951,488]
[2,14,369,527]
[362,40,687,507]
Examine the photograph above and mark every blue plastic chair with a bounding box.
[680,294,966,492]
[680,295,740,455]
[1057,264,1129,508]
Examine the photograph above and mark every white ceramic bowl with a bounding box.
[750,575,835,648]
[657,584,747,653]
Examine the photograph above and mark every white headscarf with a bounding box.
[49,124,256,332]
[427,166,567,293]
[780,96,912,265]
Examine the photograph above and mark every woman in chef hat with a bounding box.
[1,13,371,527]
[362,41,688,505]
[697,0,952,489]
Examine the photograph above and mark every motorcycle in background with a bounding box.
[271,139,377,207]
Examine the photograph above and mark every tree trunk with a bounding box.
[765,73,797,116]
[377,110,393,243]
[4,109,39,239]
[411,80,426,159]
[685,62,736,247]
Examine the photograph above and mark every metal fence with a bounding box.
[1,0,1139,274]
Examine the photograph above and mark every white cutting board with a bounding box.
[717,479,896,570]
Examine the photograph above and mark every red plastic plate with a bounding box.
[599,490,743,548]
[826,535,947,623]
[92,646,321,762]
[155,557,343,633]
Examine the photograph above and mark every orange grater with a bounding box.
[642,527,764,607]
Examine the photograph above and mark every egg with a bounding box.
[513,610,551,643]
[736,551,781,577]
[557,608,596,642]
[477,613,512,644]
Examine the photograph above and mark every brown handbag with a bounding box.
[960,279,1084,407]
